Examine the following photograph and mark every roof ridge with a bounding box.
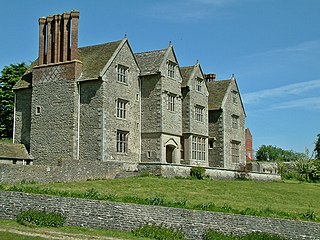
[78,39,123,50]
[135,48,166,55]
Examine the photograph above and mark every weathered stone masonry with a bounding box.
[0,191,319,240]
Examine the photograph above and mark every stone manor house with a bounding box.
[12,11,246,172]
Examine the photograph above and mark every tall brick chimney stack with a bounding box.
[204,73,216,82]
[38,10,80,65]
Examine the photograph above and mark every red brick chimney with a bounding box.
[38,10,80,65]
[204,73,216,82]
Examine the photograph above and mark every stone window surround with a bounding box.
[167,60,176,79]
[232,114,239,129]
[35,106,42,115]
[192,136,206,161]
[116,98,128,119]
[116,130,129,154]
[167,93,175,111]
[232,90,238,104]
[231,140,241,163]
[195,77,203,93]
[194,105,204,122]
[116,64,129,84]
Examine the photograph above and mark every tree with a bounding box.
[256,145,303,162]
[315,134,320,160]
[0,63,28,139]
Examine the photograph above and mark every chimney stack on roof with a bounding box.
[38,10,80,65]
[204,73,216,82]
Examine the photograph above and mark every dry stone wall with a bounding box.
[0,191,319,240]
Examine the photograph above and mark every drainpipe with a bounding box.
[13,93,16,143]
[77,82,80,160]
[139,76,142,163]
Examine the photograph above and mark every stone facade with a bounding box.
[11,10,248,177]
[207,78,246,170]
[0,191,319,240]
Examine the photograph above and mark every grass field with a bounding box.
[2,176,319,222]
[0,220,150,240]
[0,220,287,240]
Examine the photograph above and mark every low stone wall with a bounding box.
[138,163,281,181]
[0,160,137,184]
[0,191,319,239]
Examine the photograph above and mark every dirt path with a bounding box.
[0,227,126,240]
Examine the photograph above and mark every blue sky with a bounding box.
[1,0,319,155]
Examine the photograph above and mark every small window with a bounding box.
[194,105,204,122]
[232,90,238,104]
[232,115,239,129]
[231,141,240,163]
[117,130,128,153]
[117,65,128,84]
[209,138,216,149]
[167,94,175,111]
[167,61,175,78]
[36,106,41,115]
[195,78,203,92]
[147,151,151,158]
[116,99,128,119]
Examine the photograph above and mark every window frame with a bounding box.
[232,90,238,104]
[167,94,175,111]
[195,77,203,93]
[231,140,240,163]
[116,130,129,154]
[117,64,128,84]
[192,136,206,161]
[232,114,239,129]
[116,99,128,119]
[167,61,175,79]
[194,105,204,122]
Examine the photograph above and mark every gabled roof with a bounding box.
[180,66,194,87]
[13,72,32,90]
[134,49,166,75]
[14,39,127,89]
[206,80,231,110]
[0,143,32,160]
[78,39,123,80]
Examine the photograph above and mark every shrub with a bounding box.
[132,225,186,240]
[16,209,65,227]
[190,166,206,180]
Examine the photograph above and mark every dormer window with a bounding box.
[117,64,128,84]
[167,61,175,78]
[195,78,203,92]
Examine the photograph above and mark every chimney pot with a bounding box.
[204,73,216,82]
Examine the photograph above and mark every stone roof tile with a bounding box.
[206,80,231,110]
[78,40,123,80]
[134,49,166,75]
[180,66,194,87]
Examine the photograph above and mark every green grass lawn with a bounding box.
[0,220,151,240]
[2,177,320,222]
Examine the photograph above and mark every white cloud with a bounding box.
[246,40,320,58]
[270,97,320,110]
[242,79,320,104]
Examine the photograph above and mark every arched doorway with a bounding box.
[166,145,175,163]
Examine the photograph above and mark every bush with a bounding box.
[190,166,206,180]
[132,225,186,240]
[16,209,65,227]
